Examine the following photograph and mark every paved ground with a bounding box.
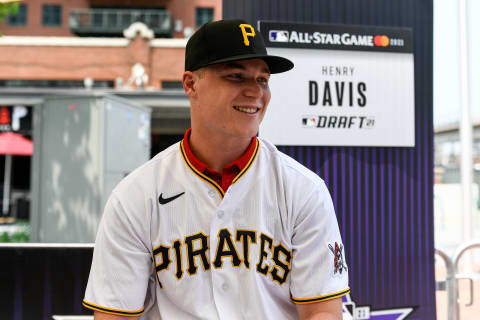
[436,258,480,319]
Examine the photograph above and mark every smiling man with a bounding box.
[83,19,349,320]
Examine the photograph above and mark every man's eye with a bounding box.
[257,77,269,85]
[227,73,243,80]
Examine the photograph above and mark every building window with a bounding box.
[7,4,27,26]
[195,8,213,28]
[42,4,62,26]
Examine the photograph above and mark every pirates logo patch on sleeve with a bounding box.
[328,242,347,276]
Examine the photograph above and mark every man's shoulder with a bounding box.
[258,137,325,186]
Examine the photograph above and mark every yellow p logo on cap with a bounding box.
[239,24,255,46]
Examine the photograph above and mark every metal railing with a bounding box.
[69,8,172,36]
[436,240,480,320]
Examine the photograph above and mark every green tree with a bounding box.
[0,0,20,35]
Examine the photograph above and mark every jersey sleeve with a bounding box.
[83,190,153,317]
[289,180,350,304]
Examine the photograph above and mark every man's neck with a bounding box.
[189,129,253,173]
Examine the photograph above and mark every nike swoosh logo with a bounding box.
[159,192,185,205]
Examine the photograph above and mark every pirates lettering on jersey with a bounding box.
[153,245,171,288]
[185,233,210,275]
[213,228,242,268]
[154,228,292,286]
[256,233,274,275]
[173,240,183,280]
[236,230,256,268]
[271,243,292,284]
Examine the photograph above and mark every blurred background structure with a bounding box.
[0,0,221,241]
[433,0,480,257]
[433,0,480,319]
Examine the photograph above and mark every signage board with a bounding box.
[259,22,415,147]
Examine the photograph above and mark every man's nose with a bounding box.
[243,79,263,98]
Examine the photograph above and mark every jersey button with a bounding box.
[208,190,216,198]
[217,210,224,219]
[222,283,229,291]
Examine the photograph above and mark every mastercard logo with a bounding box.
[374,35,390,47]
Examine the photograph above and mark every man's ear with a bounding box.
[183,71,196,97]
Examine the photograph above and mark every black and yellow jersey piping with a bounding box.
[82,299,144,316]
[179,139,260,198]
[291,287,350,304]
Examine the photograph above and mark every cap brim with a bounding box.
[204,54,294,74]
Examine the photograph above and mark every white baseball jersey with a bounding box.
[83,137,349,319]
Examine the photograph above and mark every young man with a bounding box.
[83,19,349,319]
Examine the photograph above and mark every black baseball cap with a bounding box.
[185,19,294,74]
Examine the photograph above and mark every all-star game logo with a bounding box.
[328,242,347,276]
[342,294,414,320]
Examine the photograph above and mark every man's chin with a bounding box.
[242,127,260,138]
[228,128,259,140]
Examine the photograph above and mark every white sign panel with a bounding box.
[259,22,415,147]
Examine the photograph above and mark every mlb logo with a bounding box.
[269,30,289,42]
[302,116,317,127]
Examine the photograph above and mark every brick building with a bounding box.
[0,0,221,89]
[0,0,221,220]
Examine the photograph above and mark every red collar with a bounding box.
[181,128,257,192]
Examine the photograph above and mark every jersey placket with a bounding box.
[184,164,236,317]
[208,187,243,319]
[179,138,261,318]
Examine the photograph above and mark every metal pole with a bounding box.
[453,241,480,320]
[2,154,12,215]
[459,0,473,272]
[435,248,456,320]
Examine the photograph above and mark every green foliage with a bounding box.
[0,2,19,20]
[0,221,30,242]
[0,231,9,242]
[0,2,20,36]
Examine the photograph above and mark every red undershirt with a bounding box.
[182,128,257,192]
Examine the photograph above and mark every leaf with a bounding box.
[0,2,20,35]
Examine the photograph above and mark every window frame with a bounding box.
[7,4,27,27]
[42,4,62,27]
[195,7,214,29]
